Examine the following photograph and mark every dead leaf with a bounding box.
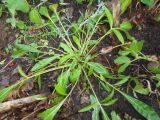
[100,46,113,54]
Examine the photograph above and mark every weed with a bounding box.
[0,1,160,120]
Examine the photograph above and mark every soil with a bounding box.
[0,1,160,120]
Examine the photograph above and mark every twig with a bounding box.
[0,94,44,113]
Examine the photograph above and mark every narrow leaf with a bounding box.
[18,66,27,77]
[31,55,59,71]
[79,102,98,112]
[114,56,130,65]
[16,43,40,53]
[60,43,73,54]
[72,36,81,48]
[38,103,62,120]
[114,76,130,86]
[112,29,124,44]
[122,93,160,120]
[120,0,132,14]
[70,65,82,83]
[105,7,113,28]
[0,85,16,102]
[88,62,109,77]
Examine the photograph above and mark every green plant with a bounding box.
[0,1,160,120]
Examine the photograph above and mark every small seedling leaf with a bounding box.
[49,4,58,12]
[39,6,49,18]
[29,9,42,24]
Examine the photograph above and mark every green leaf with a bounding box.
[102,98,118,106]
[120,21,132,30]
[60,43,73,54]
[16,21,27,29]
[101,108,110,120]
[129,40,144,55]
[38,103,62,120]
[57,70,70,87]
[114,56,130,65]
[55,70,70,96]
[16,43,40,53]
[0,85,16,102]
[102,90,114,103]
[12,49,27,58]
[39,6,49,18]
[111,111,121,120]
[114,76,130,86]
[0,4,3,17]
[58,54,72,65]
[118,63,130,73]
[18,66,27,77]
[29,9,42,24]
[120,0,132,14]
[55,84,67,96]
[118,50,130,56]
[49,4,58,12]
[88,62,109,77]
[133,80,149,95]
[112,29,124,44]
[6,0,30,13]
[122,93,160,120]
[79,102,98,112]
[156,74,160,80]
[105,7,113,28]
[148,63,160,74]
[31,55,59,71]
[141,0,155,7]
[91,95,100,120]
[72,36,81,48]
[32,95,47,100]
[70,65,82,83]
